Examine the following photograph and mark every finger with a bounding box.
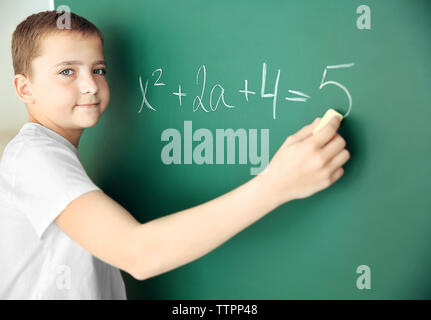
[285,117,321,147]
[330,167,344,184]
[327,149,350,173]
[310,116,341,148]
[321,134,346,161]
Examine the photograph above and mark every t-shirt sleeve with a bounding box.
[13,140,101,240]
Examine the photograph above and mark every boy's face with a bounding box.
[27,31,109,130]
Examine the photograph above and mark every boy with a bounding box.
[0,11,350,299]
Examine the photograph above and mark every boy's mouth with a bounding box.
[75,102,100,108]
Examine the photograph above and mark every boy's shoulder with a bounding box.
[1,123,82,183]
[4,122,79,160]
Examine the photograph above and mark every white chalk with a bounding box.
[312,109,343,134]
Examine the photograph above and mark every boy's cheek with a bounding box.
[100,86,110,104]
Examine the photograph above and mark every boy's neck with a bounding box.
[28,116,83,149]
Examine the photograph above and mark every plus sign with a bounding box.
[239,80,256,102]
[173,84,187,106]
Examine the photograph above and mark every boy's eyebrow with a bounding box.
[52,60,107,68]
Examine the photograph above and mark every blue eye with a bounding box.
[60,69,74,76]
[94,68,106,76]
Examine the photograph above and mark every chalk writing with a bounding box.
[138,62,355,119]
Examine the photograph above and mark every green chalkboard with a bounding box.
[61,0,431,299]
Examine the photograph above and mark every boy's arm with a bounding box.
[54,189,143,279]
[55,116,349,281]
[130,172,280,281]
[54,174,277,281]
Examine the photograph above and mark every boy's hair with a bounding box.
[11,10,104,80]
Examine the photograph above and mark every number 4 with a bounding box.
[320,63,355,117]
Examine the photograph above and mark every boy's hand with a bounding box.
[263,116,350,205]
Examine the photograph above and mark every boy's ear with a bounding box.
[13,74,35,104]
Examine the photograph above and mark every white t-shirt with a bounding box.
[0,122,127,299]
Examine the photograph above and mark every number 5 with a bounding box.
[320,63,355,117]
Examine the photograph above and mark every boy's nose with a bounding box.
[79,74,98,95]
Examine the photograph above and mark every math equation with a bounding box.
[138,62,355,119]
